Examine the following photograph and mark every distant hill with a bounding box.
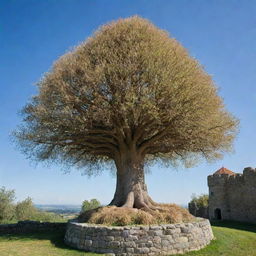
[35,204,81,214]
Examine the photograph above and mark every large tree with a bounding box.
[15,16,238,210]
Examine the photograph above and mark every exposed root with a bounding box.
[78,203,195,226]
[121,191,135,208]
[111,187,161,210]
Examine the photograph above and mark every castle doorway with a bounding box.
[214,208,222,220]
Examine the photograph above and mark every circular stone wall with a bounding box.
[64,218,214,255]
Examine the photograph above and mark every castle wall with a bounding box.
[188,202,208,219]
[208,167,256,223]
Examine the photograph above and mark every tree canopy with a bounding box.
[15,16,238,171]
[15,16,238,210]
[0,187,15,222]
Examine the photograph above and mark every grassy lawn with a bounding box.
[184,221,256,256]
[0,221,255,256]
[0,231,97,256]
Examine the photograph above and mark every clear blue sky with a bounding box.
[1,0,256,206]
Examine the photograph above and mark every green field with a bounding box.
[0,221,255,256]
[185,221,256,256]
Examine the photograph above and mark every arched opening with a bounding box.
[214,208,222,220]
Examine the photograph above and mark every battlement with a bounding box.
[243,167,256,175]
[208,167,256,186]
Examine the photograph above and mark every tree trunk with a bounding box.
[109,150,156,209]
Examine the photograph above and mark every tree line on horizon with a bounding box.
[0,186,102,224]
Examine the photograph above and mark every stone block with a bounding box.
[125,235,138,241]
[135,247,150,254]
[152,236,161,243]
[105,236,115,241]
[176,236,189,243]
[161,239,170,247]
[126,248,134,253]
[109,241,121,248]
[124,241,136,247]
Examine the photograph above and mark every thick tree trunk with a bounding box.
[109,150,156,209]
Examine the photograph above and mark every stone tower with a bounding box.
[208,167,256,223]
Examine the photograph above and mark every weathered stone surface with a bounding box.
[189,201,209,219]
[64,218,213,255]
[208,167,256,223]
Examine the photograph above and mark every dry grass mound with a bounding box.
[78,204,195,226]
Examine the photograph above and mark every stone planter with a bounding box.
[64,218,213,255]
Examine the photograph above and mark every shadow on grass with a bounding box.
[0,230,83,252]
[211,220,256,233]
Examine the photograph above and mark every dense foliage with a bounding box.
[0,187,15,222]
[14,16,238,210]
[15,16,238,169]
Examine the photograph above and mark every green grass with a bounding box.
[0,231,97,256]
[182,221,256,256]
[0,221,255,256]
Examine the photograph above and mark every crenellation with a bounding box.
[243,167,256,184]
[208,172,248,187]
[243,167,256,174]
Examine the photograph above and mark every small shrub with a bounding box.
[81,199,101,213]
